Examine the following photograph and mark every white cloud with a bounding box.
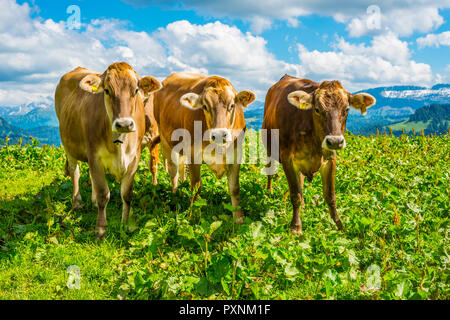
[122,0,450,36]
[156,20,304,98]
[417,31,450,48]
[346,6,445,37]
[0,0,440,107]
[0,0,171,105]
[297,33,434,91]
[0,0,303,105]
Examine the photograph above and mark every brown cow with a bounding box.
[153,73,255,223]
[55,62,162,238]
[141,94,161,186]
[262,75,375,234]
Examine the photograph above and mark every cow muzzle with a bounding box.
[322,135,346,150]
[112,118,136,134]
[210,129,232,145]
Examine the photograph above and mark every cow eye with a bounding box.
[314,106,320,114]
[134,88,139,96]
[229,104,235,111]
[104,88,110,96]
[203,105,208,111]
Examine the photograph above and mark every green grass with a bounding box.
[0,134,449,300]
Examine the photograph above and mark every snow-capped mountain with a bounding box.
[0,100,58,130]
[0,99,61,145]
[381,85,450,102]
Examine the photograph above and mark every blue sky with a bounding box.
[1,0,449,105]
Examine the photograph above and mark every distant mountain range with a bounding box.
[0,83,449,146]
[0,101,61,146]
[0,102,59,129]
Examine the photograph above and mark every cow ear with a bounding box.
[79,74,104,94]
[180,93,201,110]
[350,93,376,115]
[235,90,256,108]
[287,90,313,110]
[139,76,162,97]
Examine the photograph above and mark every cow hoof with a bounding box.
[95,227,106,239]
[72,202,84,210]
[290,226,303,235]
[233,214,244,225]
[335,220,345,231]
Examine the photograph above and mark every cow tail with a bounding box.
[150,136,161,148]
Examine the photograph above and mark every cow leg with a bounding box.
[164,158,169,172]
[149,144,159,186]
[189,163,202,201]
[65,155,83,210]
[226,163,244,224]
[160,144,169,172]
[283,161,302,234]
[267,162,273,194]
[320,159,344,231]
[88,158,110,239]
[265,129,273,194]
[161,138,179,193]
[167,155,179,193]
[89,169,97,208]
[179,159,186,183]
[121,156,140,224]
[299,172,305,211]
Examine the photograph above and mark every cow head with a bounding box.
[288,81,375,151]
[179,76,255,145]
[79,62,161,142]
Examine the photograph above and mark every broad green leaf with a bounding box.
[178,224,195,240]
[209,221,222,235]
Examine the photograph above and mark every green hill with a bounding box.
[0,117,31,145]
[0,117,61,146]
[358,104,450,136]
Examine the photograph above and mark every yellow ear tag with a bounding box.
[298,103,308,110]
[91,85,98,93]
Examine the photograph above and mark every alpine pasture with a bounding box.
[0,132,448,300]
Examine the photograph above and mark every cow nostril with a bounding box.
[211,135,216,142]
[326,139,332,146]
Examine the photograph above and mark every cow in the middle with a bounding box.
[153,73,256,223]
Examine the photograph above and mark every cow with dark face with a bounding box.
[55,62,161,238]
[262,75,376,234]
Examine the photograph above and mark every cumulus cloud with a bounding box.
[122,0,450,36]
[0,0,439,106]
[417,31,450,48]
[297,33,434,91]
[156,20,304,98]
[345,6,444,37]
[0,0,303,105]
[0,0,171,105]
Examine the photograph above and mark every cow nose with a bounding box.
[210,129,232,144]
[114,118,136,133]
[324,135,346,150]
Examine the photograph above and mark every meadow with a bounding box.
[0,132,448,300]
